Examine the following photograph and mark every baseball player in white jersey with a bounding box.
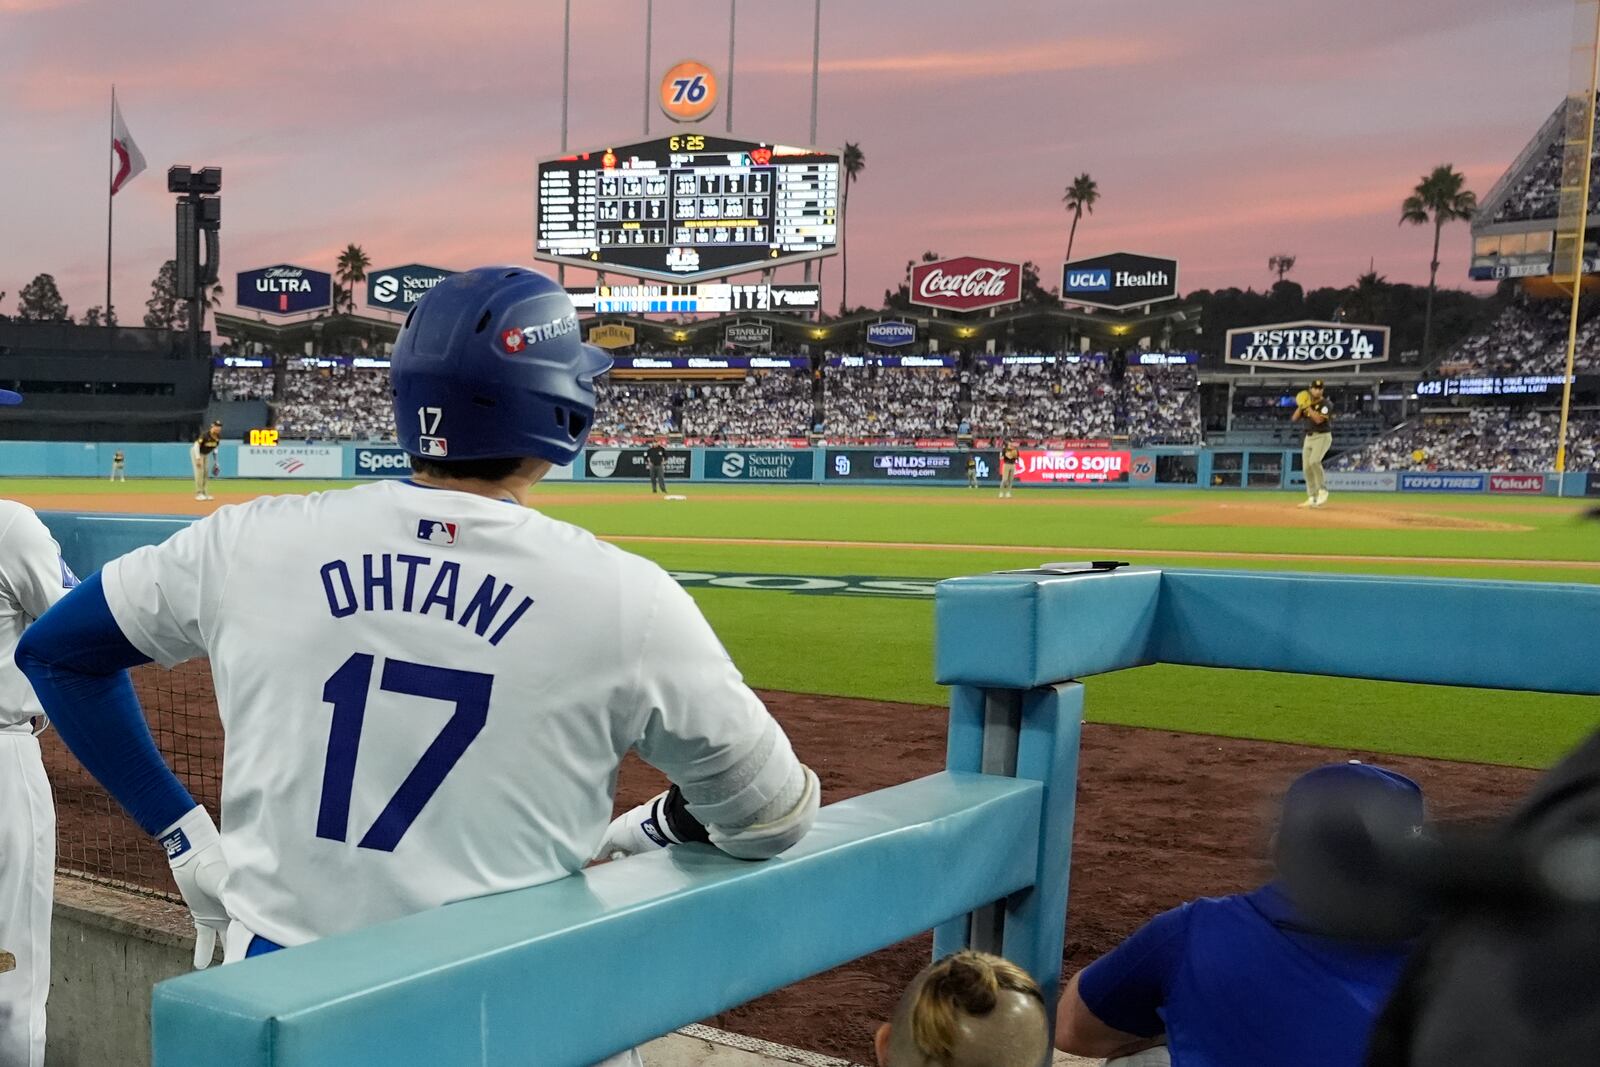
[17,269,820,1067]
[0,390,80,1067]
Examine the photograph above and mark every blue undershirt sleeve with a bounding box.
[15,572,197,835]
[1076,902,1192,1039]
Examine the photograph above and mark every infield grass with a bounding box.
[11,477,1600,768]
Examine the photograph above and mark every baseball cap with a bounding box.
[1311,379,1325,389]
[0,389,22,405]
[1281,762,1424,833]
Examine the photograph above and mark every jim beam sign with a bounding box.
[725,323,773,348]
[1224,321,1390,367]
[909,256,1022,312]
[586,324,636,350]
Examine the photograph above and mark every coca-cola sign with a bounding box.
[910,256,1022,312]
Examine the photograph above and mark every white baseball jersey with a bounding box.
[0,500,77,727]
[102,479,796,948]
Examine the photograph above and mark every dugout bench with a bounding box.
[137,559,1600,1066]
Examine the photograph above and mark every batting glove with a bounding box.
[593,788,707,862]
[159,805,231,969]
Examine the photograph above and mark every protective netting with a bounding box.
[42,660,222,898]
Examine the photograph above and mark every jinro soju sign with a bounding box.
[1224,320,1390,367]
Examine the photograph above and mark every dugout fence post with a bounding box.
[932,679,1083,1018]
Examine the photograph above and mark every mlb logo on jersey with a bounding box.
[416,519,458,545]
[419,436,448,457]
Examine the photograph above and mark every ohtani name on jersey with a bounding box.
[318,553,533,646]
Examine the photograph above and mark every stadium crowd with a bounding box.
[215,357,1205,446]
[966,361,1117,441]
[1332,408,1600,473]
[1489,96,1600,224]
[1436,299,1600,376]
[276,367,394,441]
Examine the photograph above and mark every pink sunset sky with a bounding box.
[0,0,1576,320]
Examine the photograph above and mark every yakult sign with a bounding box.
[910,257,1022,312]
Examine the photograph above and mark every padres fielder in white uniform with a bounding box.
[0,501,75,1067]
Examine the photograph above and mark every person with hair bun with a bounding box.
[874,950,1051,1067]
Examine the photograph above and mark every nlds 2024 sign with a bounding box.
[236,264,333,316]
[1224,321,1390,367]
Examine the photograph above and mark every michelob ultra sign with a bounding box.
[1224,321,1390,367]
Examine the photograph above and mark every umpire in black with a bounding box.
[646,440,668,494]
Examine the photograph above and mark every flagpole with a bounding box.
[106,85,115,323]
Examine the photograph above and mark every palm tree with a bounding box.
[198,281,223,331]
[839,142,865,314]
[1062,173,1100,262]
[1344,270,1388,324]
[1268,254,1296,282]
[335,243,371,315]
[1400,165,1477,362]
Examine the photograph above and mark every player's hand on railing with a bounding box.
[160,805,232,968]
[592,789,702,862]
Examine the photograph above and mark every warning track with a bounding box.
[602,533,1600,571]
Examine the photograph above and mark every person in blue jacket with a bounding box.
[1055,762,1426,1067]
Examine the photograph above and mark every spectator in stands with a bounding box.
[1055,763,1425,1066]
[875,951,1051,1067]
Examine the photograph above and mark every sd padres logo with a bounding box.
[659,60,717,123]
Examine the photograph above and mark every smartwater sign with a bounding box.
[1224,321,1390,367]
[236,264,333,316]
[866,321,916,347]
[366,264,454,311]
[704,449,814,481]
[1399,472,1485,493]
[1061,252,1178,310]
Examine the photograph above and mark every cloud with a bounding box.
[0,0,77,11]
[749,36,1173,79]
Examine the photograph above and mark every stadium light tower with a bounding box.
[167,165,222,360]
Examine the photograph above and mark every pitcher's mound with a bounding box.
[1153,500,1532,532]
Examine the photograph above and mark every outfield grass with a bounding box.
[11,477,1600,767]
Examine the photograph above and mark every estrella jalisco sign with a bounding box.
[1224,321,1390,367]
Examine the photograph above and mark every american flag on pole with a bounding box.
[110,96,146,195]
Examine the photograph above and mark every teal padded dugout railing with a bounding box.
[144,551,1600,1065]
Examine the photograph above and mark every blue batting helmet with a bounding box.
[390,266,611,465]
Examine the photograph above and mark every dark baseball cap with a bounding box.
[1311,379,1325,389]
[0,389,22,405]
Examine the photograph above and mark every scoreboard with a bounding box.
[537,134,840,281]
[565,283,820,315]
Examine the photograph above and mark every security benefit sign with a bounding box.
[583,447,690,479]
[1224,321,1390,368]
[236,264,333,316]
[366,264,454,311]
[1061,252,1178,310]
[704,449,815,481]
[1014,449,1132,484]
[866,321,916,347]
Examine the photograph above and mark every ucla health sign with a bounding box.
[1225,321,1390,367]
[866,321,916,347]
[236,264,333,316]
[366,264,454,311]
[1061,252,1178,310]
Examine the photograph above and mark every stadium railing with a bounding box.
[143,558,1600,1065]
